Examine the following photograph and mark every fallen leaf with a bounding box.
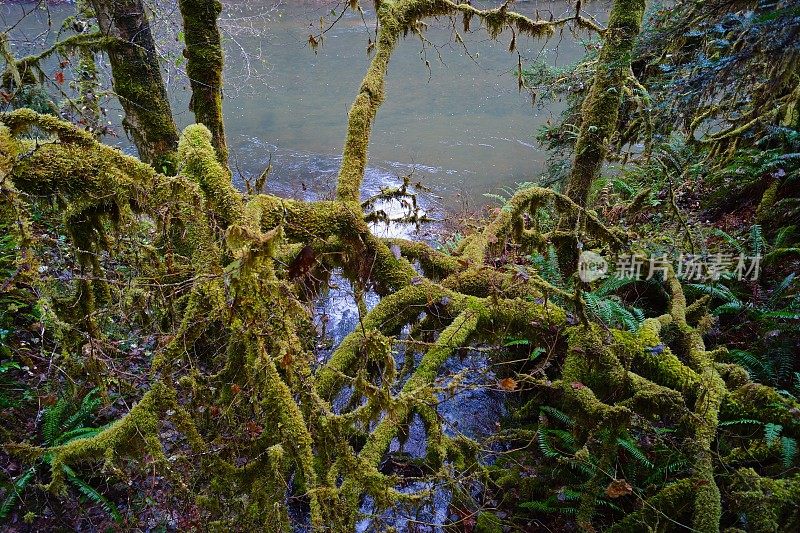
[499,377,518,391]
[605,479,633,498]
[54,70,65,84]
[571,381,586,390]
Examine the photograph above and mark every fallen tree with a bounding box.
[1,0,799,531]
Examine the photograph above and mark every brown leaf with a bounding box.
[245,421,262,438]
[288,245,316,279]
[230,383,241,395]
[571,381,586,390]
[605,479,633,498]
[499,377,518,391]
[54,70,65,84]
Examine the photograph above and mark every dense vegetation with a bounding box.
[1,0,798,531]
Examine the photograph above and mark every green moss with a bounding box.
[561,0,646,208]
[475,511,504,533]
[177,124,241,228]
[178,0,228,163]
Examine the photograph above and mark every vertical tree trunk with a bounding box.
[75,0,102,136]
[178,0,228,165]
[90,0,179,173]
[563,0,647,207]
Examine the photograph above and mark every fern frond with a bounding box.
[42,399,69,446]
[565,457,597,477]
[61,389,101,435]
[750,224,764,257]
[687,283,740,304]
[714,301,746,315]
[617,437,654,468]
[537,431,562,458]
[767,273,796,307]
[781,436,797,468]
[729,350,775,383]
[548,429,577,451]
[718,418,763,427]
[765,423,783,447]
[759,310,800,320]
[0,466,36,521]
[539,406,575,427]
[545,245,563,288]
[773,226,797,249]
[519,498,559,513]
[712,228,746,255]
[62,465,122,523]
[595,275,636,298]
[55,425,106,446]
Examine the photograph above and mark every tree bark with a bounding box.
[75,0,102,136]
[178,0,228,165]
[563,0,647,207]
[90,0,179,173]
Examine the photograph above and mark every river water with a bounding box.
[3,0,594,210]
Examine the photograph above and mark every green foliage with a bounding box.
[62,464,122,523]
[1,389,119,524]
[616,436,653,469]
[780,436,798,469]
[529,248,645,330]
[584,275,645,331]
[539,405,574,427]
[764,423,783,447]
[687,240,799,392]
[529,245,563,288]
[0,467,36,522]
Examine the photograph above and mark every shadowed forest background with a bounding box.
[1,0,799,531]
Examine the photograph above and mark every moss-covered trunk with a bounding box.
[90,0,179,173]
[562,0,647,208]
[75,0,101,135]
[178,0,228,165]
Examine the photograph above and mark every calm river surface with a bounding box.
[4,0,595,209]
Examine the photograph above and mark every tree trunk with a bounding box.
[75,0,102,136]
[90,0,179,173]
[557,0,646,272]
[563,0,647,208]
[178,0,228,165]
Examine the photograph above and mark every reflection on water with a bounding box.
[217,0,591,208]
[4,0,593,210]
